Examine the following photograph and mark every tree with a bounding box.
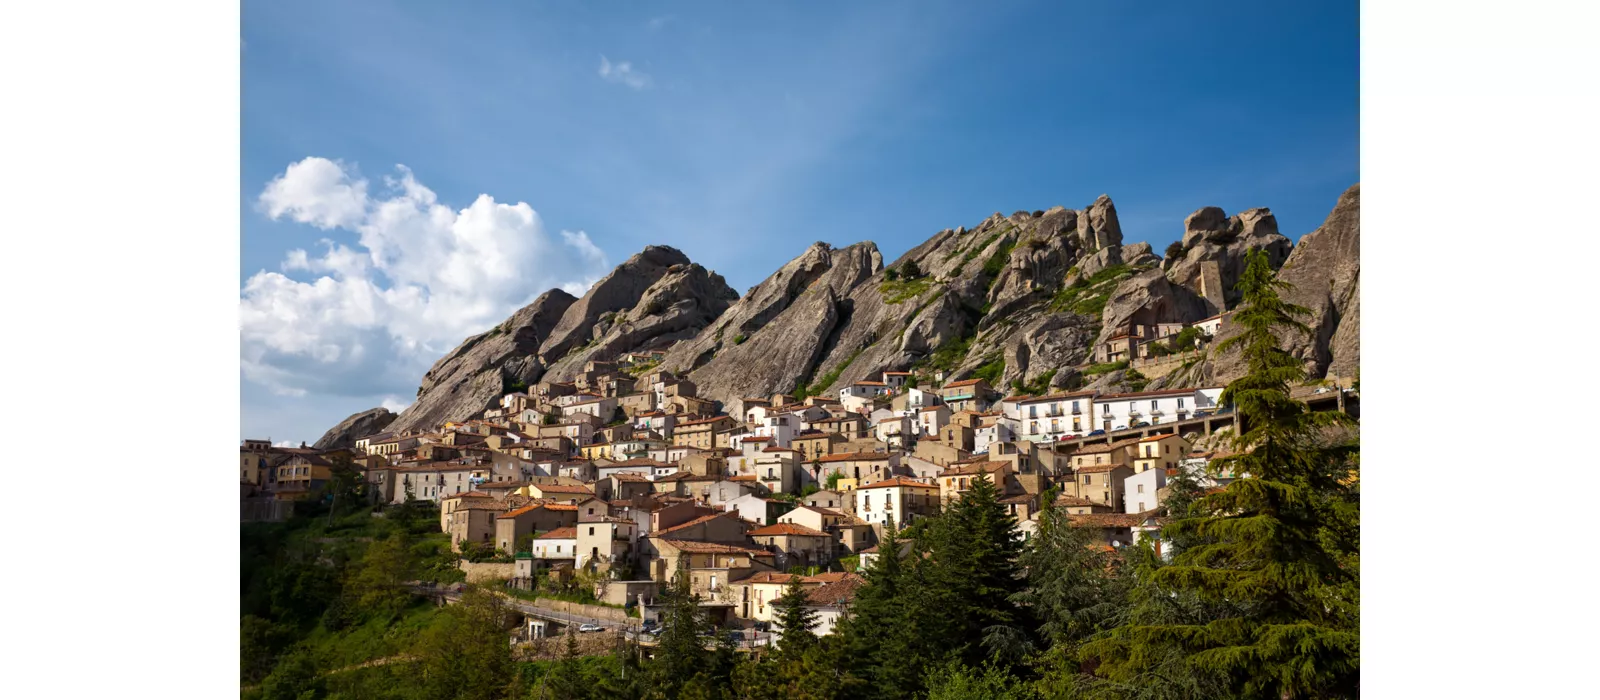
[258,646,323,700]
[416,586,514,700]
[346,531,413,618]
[542,625,587,700]
[937,474,1028,667]
[925,660,1037,700]
[646,569,709,698]
[1082,248,1360,700]
[901,260,923,279]
[772,575,820,659]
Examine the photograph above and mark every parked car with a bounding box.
[578,623,603,633]
[1086,429,1106,437]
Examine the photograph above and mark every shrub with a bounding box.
[972,356,1005,384]
[1083,361,1128,376]
[733,334,748,345]
[884,268,900,281]
[901,260,923,279]
[1164,240,1186,260]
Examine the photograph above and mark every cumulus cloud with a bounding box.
[598,55,651,89]
[241,157,611,400]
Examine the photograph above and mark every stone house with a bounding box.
[750,522,836,569]
[791,430,845,462]
[1075,463,1134,511]
[937,379,995,413]
[671,415,738,449]
[722,493,792,526]
[494,502,579,553]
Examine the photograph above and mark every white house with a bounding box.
[973,418,1015,455]
[1194,313,1230,339]
[841,380,891,401]
[881,371,912,391]
[1123,467,1165,514]
[1093,387,1225,431]
[901,388,940,415]
[753,413,799,448]
[531,527,578,561]
[563,396,619,421]
[839,392,876,416]
[854,476,940,528]
[1014,391,1097,441]
[915,405,950,437]
[874,415,912,450]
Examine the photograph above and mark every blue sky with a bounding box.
[241,0,1358,444]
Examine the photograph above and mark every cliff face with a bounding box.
[387,288,577,434]
[325,184,1358,440]
[312,407,397,450]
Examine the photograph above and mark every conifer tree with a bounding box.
[647,568,710,699]
[938,473,1027,665]
[1081,249,1360,700]
[543,625,586,700]
[772,574,820,659]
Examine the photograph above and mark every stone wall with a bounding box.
[459,561,516,584]
[534,598,635,623]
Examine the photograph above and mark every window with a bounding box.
[1151,400,1158,410]
[1177,398,1185,408]
[1137,484,1144,493]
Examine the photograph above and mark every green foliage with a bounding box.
[773,575,821,659]
[542,412,559,425]
[925,660,1038,700]
[901,259,924,279]
[879,275,935,304]
[415,587,514,700]
[258,646,323,700]
[1082,360,1127,376]
[733,333,748,345]
[1163,240,1187,261]
[824,471,843,490]
[1080,248,1361,699]
[607,406,628,426]
[458,540,498,563]
[972,355,1005,384]
[1122,368,1149,392]
[884,267,901,281]
[1170,325,1203,350]
[1010,369,1057,397]
[1050,264,1138,317]
[649,569,712,698]
[918,333,974,374]
[796,345,867,398]
[799,483,820,498]
[981,239,1017,283]
[956,232,1003,271]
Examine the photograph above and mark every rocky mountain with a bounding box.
[327,185,1358,439]
[385,246,736,434]
[386,288,576,434]
[312,407,397,451]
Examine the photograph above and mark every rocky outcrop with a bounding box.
[1209,184,1360,384]
[313,407,397,451]
[541,258,738,382]
[1165,205,1293,314]
[1078,195,1123,251]
[662,242,879,377]
[1094,268,1210,346]
[682,284,845,403]
[388,289,578,433]
[538,246,700,362]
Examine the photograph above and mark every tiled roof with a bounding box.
[859,477,937,490]
[654,512,737,537]
[939,461,1007,477]
[740,571,811,585]
[1053,495,1103,507]
[1139,433,1184,442]
[1066,510,1162,529]
[762,446,798,453]
[442,491,496,500]
[654,539,770,556]
[943,379,985,388]
[534,484,595,495]
[611,473,652,482]
[537,527,577,539]
[1076,463,1130,473]
[728,474,760,482]
[805,574,866,607]
[1097,387,1203,400]
[749,522,830,537]
[818,451,892,463]
[1004,390,1097,404]
[998,494,1037,504]
[1075,438,1142,455]
[677,415,736,428]
[607,458,673,467]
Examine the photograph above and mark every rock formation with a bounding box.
[353,184,1357,436]
[386,288,577,434]
[312,407,397,451]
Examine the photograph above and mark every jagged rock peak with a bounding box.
[1078,194,1122,250]
[313,407,397,451]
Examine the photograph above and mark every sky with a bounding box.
[241,0,1359,445]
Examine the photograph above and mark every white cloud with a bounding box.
[241,157,611,400]
[381,396,412,413]
[598,55,651,90]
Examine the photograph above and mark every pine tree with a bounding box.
[1082,249,1360,699]
[772,575,820,659]
[938,473,1028,666]
[646,568,710,699]
[543,625,587,700]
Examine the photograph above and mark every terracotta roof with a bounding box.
[1097,387,1205,400]
[853,380,887,386]
[607,458,673,467]
[1004,390,1097,404]
[999,494,1037,504]
[939,461,1007,477]
[654,539,770,556]
[876,416,905,424]
[919,406,946,413]
[859,477,937,490]
[537,527,577,539]
[654,512,739,537]
[728,474,760,482]
[1138,433,1187,442]
[1066,510,1161,529]
[1053,495,1103,507]
[677,415,736,428]
[1075,438,1142,455]
[883,371,912,376]
[740,571,812,585]
[534,484,595,495]
[749,522,830,537]
[859,544,880,553]
[442,491,496,500]
[943,379,985,388]
[762,446,799,453]
[805,574,866,607]
[611,473,652,482]
[818,451,892,463]
[1076,463,1130,474]
[739,436,771,442]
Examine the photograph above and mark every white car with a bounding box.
[578,623,603,633]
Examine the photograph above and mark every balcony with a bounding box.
[1071,407,1082,415]
[1127,407,1142,417]
[1046,409,1064,417]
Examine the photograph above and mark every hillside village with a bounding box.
[242,334,1358,637]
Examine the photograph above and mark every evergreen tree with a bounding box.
[542,625,586,699]
[938,474,1028,666]
[1082,249,1360,700]
[772,575,820,659]
[646,569,710,699]
[1157,462,1208,559]
[416,586,514,700]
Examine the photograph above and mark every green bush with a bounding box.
[1010,368,1057,396]
[1083,360,1128,376]
[972,356,1005,384]
[733,334,747,345]
[879,276,934,304]
[901,260,923,279]
[884,268,900,281]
